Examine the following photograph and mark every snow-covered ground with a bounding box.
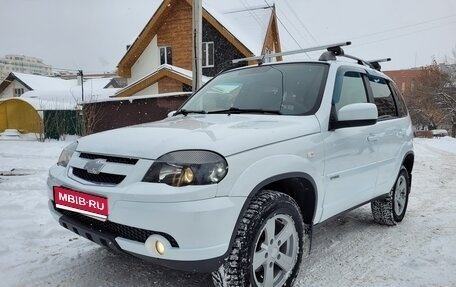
[0,137,455,287]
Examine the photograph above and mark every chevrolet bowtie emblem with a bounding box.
[84,159,107,174]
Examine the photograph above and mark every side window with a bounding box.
[333,71,368,112]
[369,75,397,120]
[389,82,408,117]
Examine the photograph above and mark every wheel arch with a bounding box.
[402,151,414,175]
[220,172,318,270]
[253,173,318,226]
[402,151,414,190]
[235,172,318,232]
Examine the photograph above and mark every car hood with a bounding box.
[76,114,321,159]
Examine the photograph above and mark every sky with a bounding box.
[1,0,455,73]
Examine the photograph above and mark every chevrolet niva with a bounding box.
[48,42,414,287]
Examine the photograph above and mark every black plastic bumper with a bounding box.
[59,214,125,254]
[57,212,225,273]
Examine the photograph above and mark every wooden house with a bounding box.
[115,0,282,97]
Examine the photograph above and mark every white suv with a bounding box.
[48,43,414,287]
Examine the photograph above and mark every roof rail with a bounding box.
[231,41,390,71]
[231,41,352,64]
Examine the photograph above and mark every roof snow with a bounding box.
[161,64,212,83]
[12,72,75,90]
[8,75,118,110]
[203,3,273,55]
[21,86,119,110]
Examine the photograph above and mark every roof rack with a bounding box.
[231,41,391,71]
[232,41,352,64]
[319,48,391,71]
[367,58,391,71]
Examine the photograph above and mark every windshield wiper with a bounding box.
[208,107,282,115]
[175,109,207,116]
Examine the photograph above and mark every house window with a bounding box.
[202,42,214,68]
[14,88,24,97]
[160,46,172,65]
[264,48,272,63]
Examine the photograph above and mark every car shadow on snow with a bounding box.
[72,247,214,287]
[56,206,384,287]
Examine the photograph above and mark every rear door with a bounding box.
[368,75,409,196]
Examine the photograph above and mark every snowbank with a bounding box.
[0,137,455,286]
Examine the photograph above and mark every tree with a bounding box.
[408,60,456,136]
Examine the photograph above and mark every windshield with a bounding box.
[180,63,329,115]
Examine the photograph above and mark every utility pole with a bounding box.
[78,69,84,102]
[192,0,202,92]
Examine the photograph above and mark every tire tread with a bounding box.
[212,190,304,287]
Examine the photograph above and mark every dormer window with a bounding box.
[160,46,172,65]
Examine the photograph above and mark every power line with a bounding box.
[351,14,456,41]
[353,20,456,47]
[273,2,312,47]
[263,0,309,58]
[283,0,318,45]
[239,0,267,32]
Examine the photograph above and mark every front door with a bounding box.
[320,69,379,221]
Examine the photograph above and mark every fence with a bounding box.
[82,93,191,134]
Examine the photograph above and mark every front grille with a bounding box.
[57,207,179,247]
[80,153,138,165]
[72,167,126,185]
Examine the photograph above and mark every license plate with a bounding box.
[53,186,108,220]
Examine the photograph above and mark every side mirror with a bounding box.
[167,111,176,118]
[332,103,378,129]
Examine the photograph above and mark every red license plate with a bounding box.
[53,186,108,220]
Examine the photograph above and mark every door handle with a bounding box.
[367,135,379,142]
[396,130,406,138]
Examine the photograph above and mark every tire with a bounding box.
[212,190,307,287]
[371,167,410,226]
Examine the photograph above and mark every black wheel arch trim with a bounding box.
[402,150,414,191]
[220,172,318,269]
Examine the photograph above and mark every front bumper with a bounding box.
[48,165,245,272]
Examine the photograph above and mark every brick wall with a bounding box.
[157,1,193,70]
[158,77,185,93]
[384,69,423,101]
[201,19,247,77]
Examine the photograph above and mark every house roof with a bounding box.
[90,91,192,104]
[115,64,211,98]
[0,71,116,107]
[0,72,74,94]
[20,86,119,109]
[117,0,276,77]
[203,3,273,56]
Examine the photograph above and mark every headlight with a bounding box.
[143,150,228,186]
[57,142,78,167]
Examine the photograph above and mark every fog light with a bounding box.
[155,240,165,255]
